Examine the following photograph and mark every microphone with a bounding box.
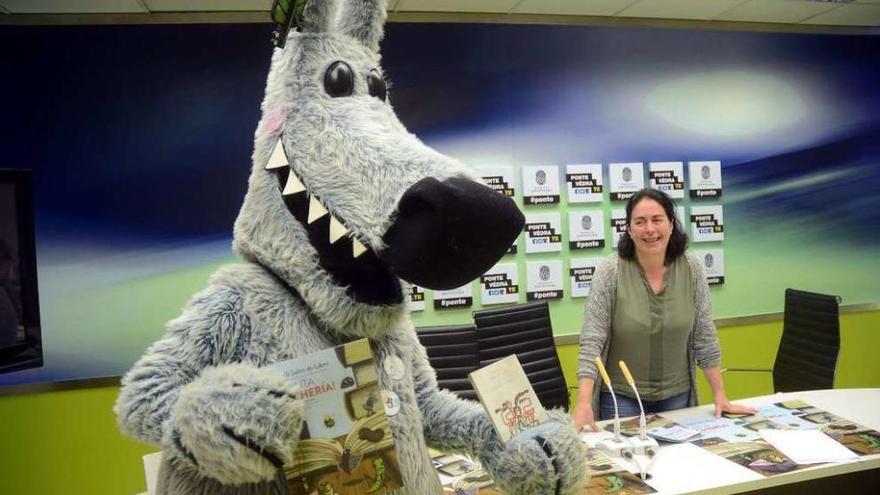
[618,361,648,441]
[618,361,659,480]
[592,357,631,458]
[594,357,621,442]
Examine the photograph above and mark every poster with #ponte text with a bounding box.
[522,165,560,205]
[689,161,723,198]
[524,212,562,253]
[480,263,520,305]
[566,164,603,203]
[568,211,606,250]
[690,205,724,242]
[526,260,563,301]
[693,249,725,285]
[433,283,473,310]
[608,162,644,201]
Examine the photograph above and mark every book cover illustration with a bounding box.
[269,339,403,494]
[431,452,500,495]
[583,447,655,495]
[691,438,808,477]
[468,354,549,443]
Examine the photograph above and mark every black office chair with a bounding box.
[724,288,841,393]
[416,323,480,401]
[472,301,570,411]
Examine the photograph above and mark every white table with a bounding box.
[580,388,880,495]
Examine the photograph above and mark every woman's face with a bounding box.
[628,198,673,259]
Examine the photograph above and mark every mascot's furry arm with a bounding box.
[412,344,589,495]
[114,283,304,485]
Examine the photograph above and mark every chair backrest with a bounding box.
[773,288,841,393]
[472,301,570,411]
[416,323,479,401]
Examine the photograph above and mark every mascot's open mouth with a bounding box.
[266,140,525,308]
[267,142,402,306]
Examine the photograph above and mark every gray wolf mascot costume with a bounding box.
[115,1,588,494]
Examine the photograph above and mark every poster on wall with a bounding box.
[690,205,725,242]
[522,165,560,205]
[524,212,562,253]
[526,260,563,301]
[408,285,425,311]
[608,162,644,201]
[689,161,723,198]
[570,258,603,298]
[649,162,685,199]
[433,283,473,310]
[565,164,603,203]
[693,249,725,285]
[568,211,606,250]
[479,263,520,305]
[611,209,627,247]
[478,165,517,197]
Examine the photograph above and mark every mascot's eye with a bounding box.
[367,69,387,101]
[324,61,354,97]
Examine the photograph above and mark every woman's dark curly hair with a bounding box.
[617,188,687,264]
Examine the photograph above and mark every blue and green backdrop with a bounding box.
[0,20,878,495]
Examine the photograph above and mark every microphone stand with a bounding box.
[618,361,659,480]
[592,357,632,458]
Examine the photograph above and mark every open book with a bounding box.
[269,339,403,494]
[468,354,549,443]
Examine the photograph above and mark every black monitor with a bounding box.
[0,169,43,374]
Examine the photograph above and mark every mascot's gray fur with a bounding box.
[115,1,588,494]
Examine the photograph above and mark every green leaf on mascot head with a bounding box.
[271,0,308,48]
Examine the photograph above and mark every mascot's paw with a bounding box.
[483,410,589,495]
[164,363,303,485]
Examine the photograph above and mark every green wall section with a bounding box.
[1,310,877,495]
[0,386,154,495]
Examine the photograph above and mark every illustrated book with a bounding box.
[468,354,549,443]
[269,338,403,494]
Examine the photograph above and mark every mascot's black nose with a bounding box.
[381,177,525,290]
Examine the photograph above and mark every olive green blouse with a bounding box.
[604,256,693,401]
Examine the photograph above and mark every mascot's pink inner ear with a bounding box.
[260,108,286,139]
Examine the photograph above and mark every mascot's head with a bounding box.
[234,0,523,337]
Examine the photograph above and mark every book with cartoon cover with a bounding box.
[468,354,550,443]
[269,339,403,494]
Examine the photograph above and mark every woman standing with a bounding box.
[573,188,754,432]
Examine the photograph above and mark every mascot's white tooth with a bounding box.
[329,216,348,243]
[265,140,288,170]
[307,196,328,224]
[352,238,367,258]
[282,173,306,195]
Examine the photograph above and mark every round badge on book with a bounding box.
[382,389,401,417]
[383,355,405,381]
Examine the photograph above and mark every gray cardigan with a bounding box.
[577,252,721,408]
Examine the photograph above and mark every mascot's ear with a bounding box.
[302,0,340,34]
[338,0,387,53]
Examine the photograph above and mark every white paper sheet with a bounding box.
[646,443,761,494]
[760,429,859,465]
